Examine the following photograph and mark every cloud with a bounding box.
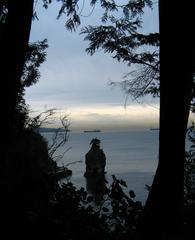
[54,104,160,131]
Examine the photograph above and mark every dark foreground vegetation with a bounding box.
[1,0,195,239]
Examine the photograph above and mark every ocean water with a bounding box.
[42,130,159,203]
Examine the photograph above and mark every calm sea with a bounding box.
[42,130,159,203]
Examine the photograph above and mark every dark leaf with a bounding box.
[129,190,136,198]
[87,196,93,203]
[102,207,109,212]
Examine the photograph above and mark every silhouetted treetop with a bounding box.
[38,1,159,99]
[80,2,159,99]
[81,23,159,68]
[22,39,48,88]
[41,0,153,31]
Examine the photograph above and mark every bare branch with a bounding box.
[48,114,71,162]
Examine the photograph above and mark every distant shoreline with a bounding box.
[38,127,159,133]
[38,127,70,133]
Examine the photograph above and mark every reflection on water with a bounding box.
[84,173,108,204]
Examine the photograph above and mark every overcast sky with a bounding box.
[25,1,159,131]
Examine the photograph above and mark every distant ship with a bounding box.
[84,129,101,133]
[150,128,159,131]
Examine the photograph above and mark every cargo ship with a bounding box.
[84,129,101,133]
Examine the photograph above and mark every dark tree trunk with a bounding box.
[139,1,194,238]
[1,0,33,137]
[1,0,33,157]
[0,0,34,220]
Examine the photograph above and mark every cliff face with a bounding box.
[3,130,56,210]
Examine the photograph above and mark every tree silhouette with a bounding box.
[81,13,159,99]
[1,0,33,129]
[139,1,194,238]
[15,39,48,132]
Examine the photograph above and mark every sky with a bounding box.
[25,1,160,132]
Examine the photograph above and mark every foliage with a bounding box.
[92,175,143,239]
[41,1,159,99]
[40,1,160,100]
[13,39,48,133]
[21,39,48,89]
[22,175,143,239]
[42,0,159,100]
[190,79,195,113]
[184,123,195,204]
[90,137,101,145]
[79,1,160,100]
[42,0,153,29]
[0,0,8,23]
